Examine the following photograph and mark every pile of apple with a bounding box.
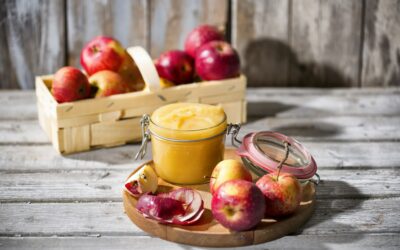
[125,159,303,231]
[210,159,302,231]
[155,24,240,86]
[51,24,240,103]
[51,36,145,103]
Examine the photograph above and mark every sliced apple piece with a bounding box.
[125,164,158,197]
[170,189,203,222]
[136,194,185,220]
[135,188,205,225]
[172,200,205,225]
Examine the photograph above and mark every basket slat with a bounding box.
[36,74,246,154]
[63,125,90,154]
[90,118,141,146]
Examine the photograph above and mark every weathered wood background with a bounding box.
[1,0,399,89]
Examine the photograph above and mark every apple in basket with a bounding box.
[195,41,240,80]
[52,66,91,103]
[211,179,265,231]
[209,159,252,195]
[88,70,130,98]
[154,50,194,85]
[256,172,302,217]
[80,36,127,76]
[184,24,224,58]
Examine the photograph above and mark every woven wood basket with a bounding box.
[36,47,247,154]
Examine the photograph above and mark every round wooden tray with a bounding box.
[122,148,316,247]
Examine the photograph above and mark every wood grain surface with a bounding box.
[0,0,65,89]
[1,235,399,250]
[289,0,362,87]
[149,0,228,57]
[232,0,290,86]
[232,0,364,87]
[1,88,400,249]
[361,0,400,87]
[66,0,149,68]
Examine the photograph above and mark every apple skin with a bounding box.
[52,66,91,103]
[80,36,126,76]
[184,25,224,58]
[256,172,302,217]
[195,41,240,80]
[154,50,194,85]
[210,159,252,195]
[88,70,129,98]
[211,179,265,231]
[118,53,145,91]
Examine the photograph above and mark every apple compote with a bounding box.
[148,103,227,184]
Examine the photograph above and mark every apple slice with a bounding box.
[169,189,203,222]
[136,194,185,220]
[165,188,195,206]
[172,200,205,225]
[125,165,158,197]
[135,188,205,225]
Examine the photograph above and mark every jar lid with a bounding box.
[236,131,317,179]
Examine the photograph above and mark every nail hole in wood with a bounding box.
[107,102,114,108]
[65,106,73,112]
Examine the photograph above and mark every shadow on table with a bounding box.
[246,101,338,122]
[244,116,342,139]
[271,121,341,138]
[290,180,366,249]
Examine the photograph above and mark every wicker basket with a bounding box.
[36,47,247,154]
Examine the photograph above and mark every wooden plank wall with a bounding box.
[0,0,399,89]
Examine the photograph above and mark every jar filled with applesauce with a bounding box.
[136,103,227,185]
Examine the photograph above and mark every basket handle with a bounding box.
[126,46,161,92]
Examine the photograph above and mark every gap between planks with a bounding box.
[2,141,400,171]
[1,198,399,236]
[3,116,400,144]
[0,168,399,202]
[0,234,399,250]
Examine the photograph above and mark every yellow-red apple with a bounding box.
[52,66,90,103]
[209,159,252,195]
[80,36,126,76]
[256,172,302,217]
[211,179,265,231]
[88,70,129,98]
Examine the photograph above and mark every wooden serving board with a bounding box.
[122,148,316,247]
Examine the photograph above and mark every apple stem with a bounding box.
[276,141,290,179]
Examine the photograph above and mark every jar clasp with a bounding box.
[135,114,151,160]
[227,123,242,147]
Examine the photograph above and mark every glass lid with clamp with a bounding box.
[227,125,320,186]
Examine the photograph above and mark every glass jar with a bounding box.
[235,131,319,186]
[136,103,227,185]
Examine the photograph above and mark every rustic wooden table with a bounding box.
[1,88,399,249]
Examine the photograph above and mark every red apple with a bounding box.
[52,66,90,103]
[210,159,252,195]
[211,180,265,231]
[184,25,224,58]
[154,50,194,85]
[195,41,240,80]
[88,70,129,98]
[80,36,126,76]
[256,172,302,217]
